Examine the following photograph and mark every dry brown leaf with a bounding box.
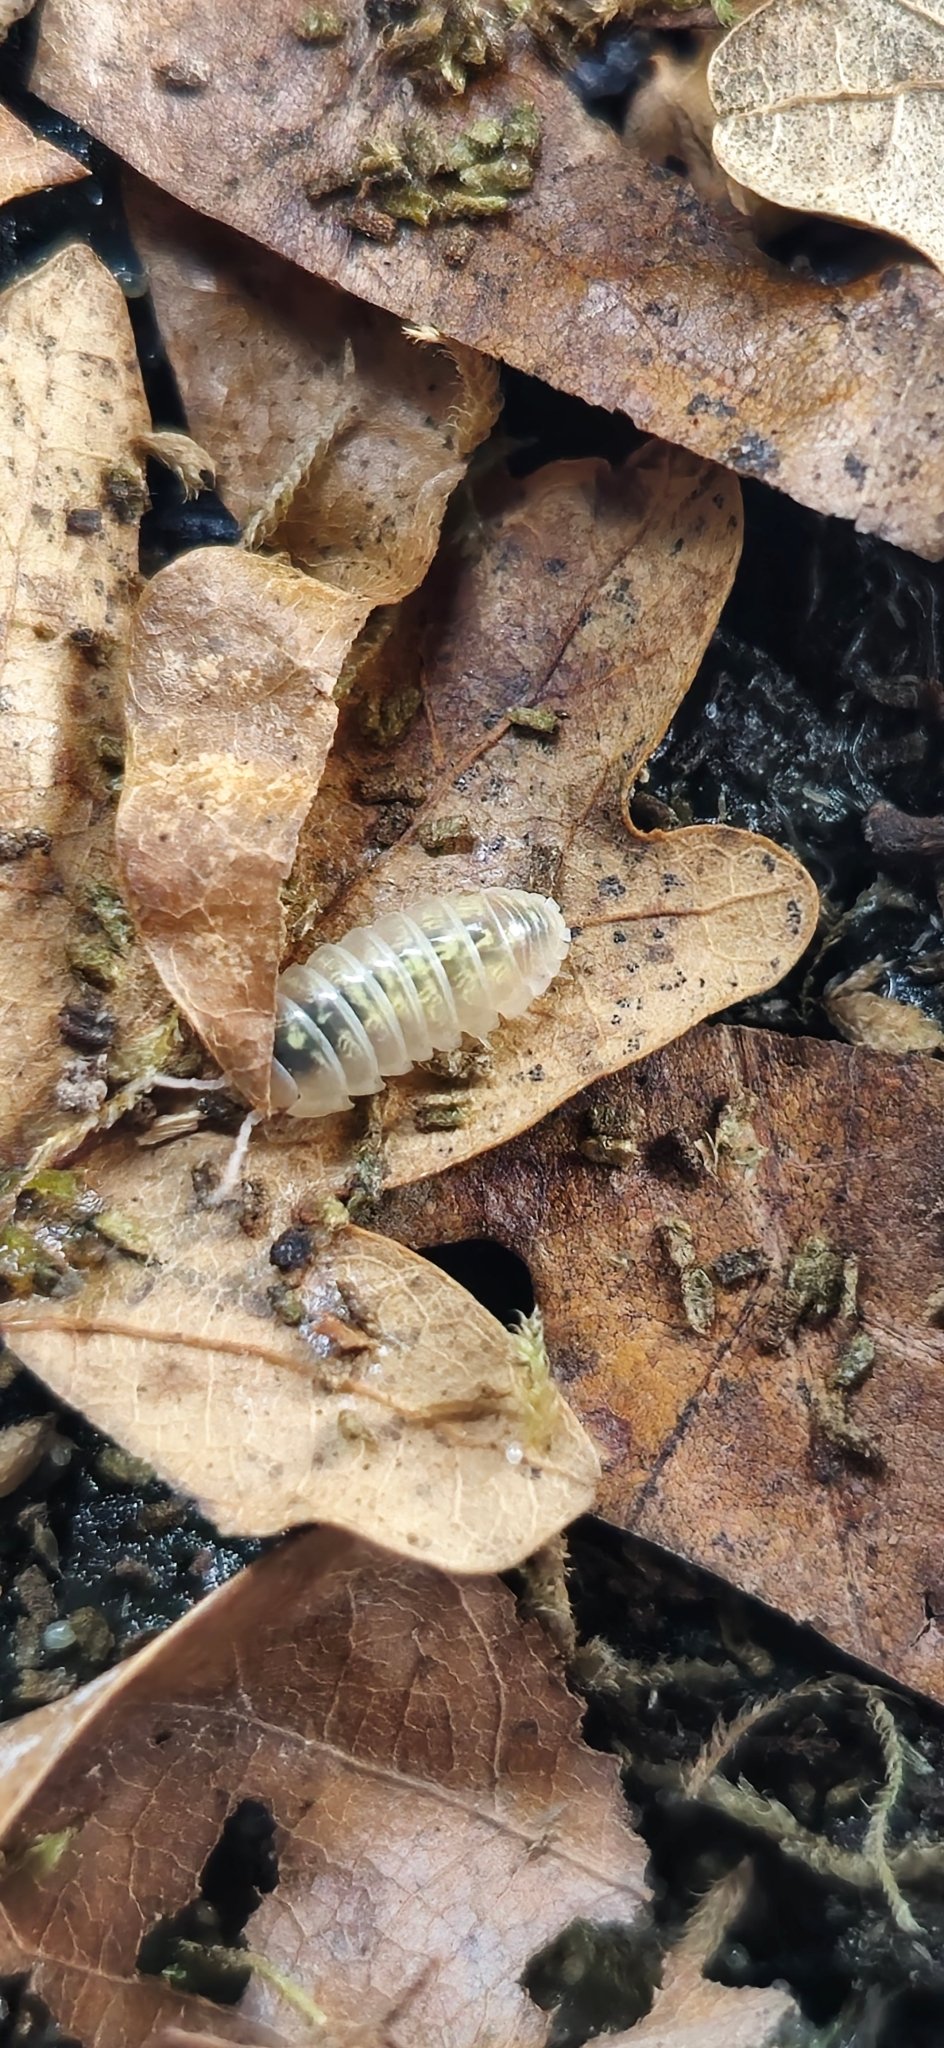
[379,1021,944,1705]
[267,443,815,1191]
[0,243,177,1177]
[29,2,944,555]
[124,174,499,601]
[610,1867,798,2046]
[825,985,944,1055]
[0,104,87,204]
[0,1529,647,2047]
[115,547,368,1110]
[0,1135,599,1568]
[710,0,944,276]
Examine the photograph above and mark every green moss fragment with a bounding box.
[295,4,345,37]
[833,1331,876,1394]
[83,883,133,953]
[93,1208,152,1259]
[0,1225,66,1297]
[507,703,559,735]
[658,1217,716,1335]
[377,0,509,94]
[357,676,423,747]
[338,103,540,236]
[414,1097,470,1130]
[417,813,474,854]
[95,1445,157,1488]
[268,1281,307,1327]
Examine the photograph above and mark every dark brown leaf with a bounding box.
[30,1,944,554]
[379,1022,944,1704]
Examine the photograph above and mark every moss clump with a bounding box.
[328,104,541,238]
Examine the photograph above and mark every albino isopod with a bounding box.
[271,888,570,1117]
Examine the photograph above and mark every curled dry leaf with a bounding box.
[380,1022,944,1704]
[0,1529,647,2047]
[609,1866,798,2047]
[711,0,944,276]
[125,174,499,601]
[115,547,367,1110]
[0,1137,598,1569]
[268,442,816,1191]
[0,105,87,205]
[0,244,176,1178]
[29,1,944,555]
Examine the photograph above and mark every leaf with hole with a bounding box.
[0,1530,646,2046]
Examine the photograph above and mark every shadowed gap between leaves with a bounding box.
[420,1237,536,1325]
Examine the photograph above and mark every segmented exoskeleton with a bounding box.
[272,888,570,1117]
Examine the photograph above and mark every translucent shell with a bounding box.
[272,888,570,1119]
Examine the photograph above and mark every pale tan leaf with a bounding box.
[0,244,175,1176]
[0,1530,647,2047]
[710,0,944,274]
[0,1139,599,1569]
[114,547,367,1111]
[0,104,86,204]
[380,1021,944,1704]
[29,0,944,555]
[274,444,816,1192]
[124,174,499,601]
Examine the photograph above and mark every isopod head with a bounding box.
[272,887,570,1118]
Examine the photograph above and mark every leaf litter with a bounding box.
[2,0,941,2031]
[28,0,944,554]
[0,1529,648,2047]
[380,1020,944,1703]
[0,1140,599,1571]
[123,173,500,601]
[115,545,367,1112]
[0,243,181,1182]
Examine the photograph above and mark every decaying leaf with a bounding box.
[124,174,499,600]
[0,1528,647,2047]
[114,547,368,1110]
[609,1866,798,2046]
[826,982,944,1056]
[0,243,177,1178]
[0,1135,598,1569]
[30,1,944,554]
[380,1022,944,1705]
[0,105,87,205]
[710,0,944,277]
[270,442,816,1191]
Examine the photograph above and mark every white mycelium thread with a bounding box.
[272,888,570,1118]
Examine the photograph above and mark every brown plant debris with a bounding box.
[114,547,368,1111]
[711,0,944,277]
[379,1022,944,1704]
[30,0,944,554]
[124,174,499,601]
[0,1137,599,1571]
[0,244,178,1178]
[0,1530,647,2045]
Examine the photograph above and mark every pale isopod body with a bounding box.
[272,888,570,1117]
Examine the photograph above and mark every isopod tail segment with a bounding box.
[271,887,571,1119]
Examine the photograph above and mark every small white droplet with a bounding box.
[42,1620,77,1653]
[505,1442,524,1466]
